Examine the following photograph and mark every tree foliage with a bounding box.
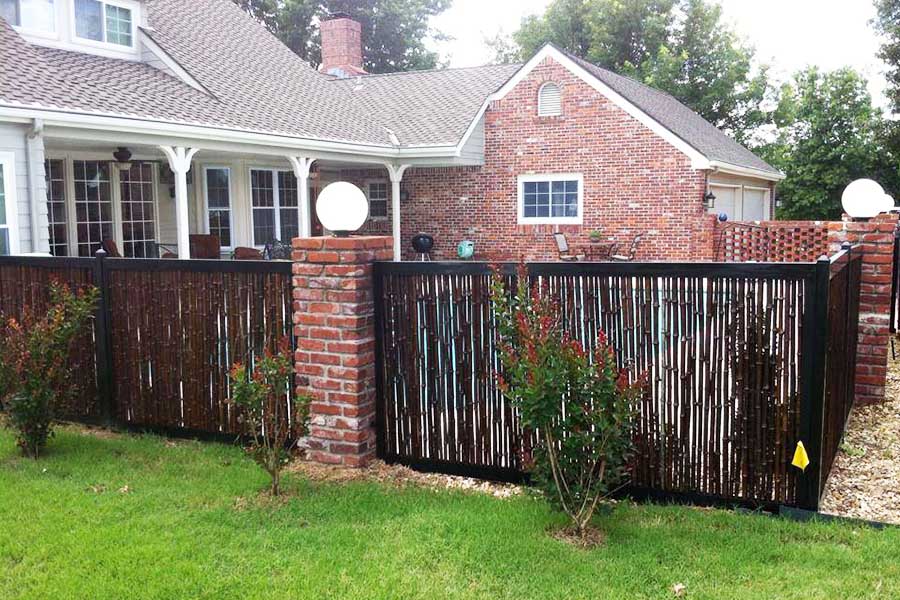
[757,67,899,221]
[232,0,451,73]
[874,0,900,114]
[494,0,771,142]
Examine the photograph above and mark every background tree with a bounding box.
[492,0,771,142]
[232,0,452,73]
[758,67,899,220]
[874,0,900,114]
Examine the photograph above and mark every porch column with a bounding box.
[288,156,316,238]
[385,164,410,261]
[159,146,200,259]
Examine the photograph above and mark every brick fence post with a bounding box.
[827,213,899,404]
[291,236,393,466]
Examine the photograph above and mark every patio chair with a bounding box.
[100,239,121,258]
[233,247,264,260]
[189,234,221,259]
[553,232,585,262]
[611,234,642,261]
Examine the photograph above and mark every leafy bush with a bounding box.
[0,282,98,458]
[228,338,311,496]
[491,268,645,538]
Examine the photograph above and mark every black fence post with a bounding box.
[373,261,387,460]
[93,249,115,425]
[797,256,830,510]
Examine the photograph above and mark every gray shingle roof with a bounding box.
[0,1,777,175]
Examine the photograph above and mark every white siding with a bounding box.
[0,121,48,254]
[458,116,485,164]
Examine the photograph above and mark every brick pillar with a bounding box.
[292,236,393,466]
[827,213,899,404]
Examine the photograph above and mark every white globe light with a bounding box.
[841,179,886,218]
[315,181,369,235]
[879,193,895,213]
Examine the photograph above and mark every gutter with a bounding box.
[26,118,44,253]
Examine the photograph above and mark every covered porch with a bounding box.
[35,129,424,261]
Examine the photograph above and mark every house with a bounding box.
[0,0,783,262]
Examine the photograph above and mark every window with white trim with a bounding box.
[119,162,157,258]
[204,167,232,248]
[367,181,388,218]
[74,0,132,47]
[250,168,299,246]
[72,160,113,257]
[0,153,19,255]
[517,174,583,224]
[44,159,68,256]
[538,82,562,116]
[0,0,55,32]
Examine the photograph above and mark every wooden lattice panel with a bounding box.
[717,221,829,263]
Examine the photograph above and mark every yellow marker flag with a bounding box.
[792,441,810,471]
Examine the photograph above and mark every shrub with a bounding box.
[491,268,645,539]
[228,338,311,496]
[0,282,98,458]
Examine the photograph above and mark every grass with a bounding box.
[1,426,898,600]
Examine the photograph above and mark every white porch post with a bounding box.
[159,146,199,259]
[288,156,316,238]
[385,164,410,261]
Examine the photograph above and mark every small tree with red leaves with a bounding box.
[0,282,98,458]
[491,267,645,538]
[228,339,310,496]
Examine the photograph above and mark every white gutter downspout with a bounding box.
[26,119,45,254]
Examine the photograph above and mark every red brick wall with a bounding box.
[826,214,898,405]
[335,57,710,261]
[292,236,393,466]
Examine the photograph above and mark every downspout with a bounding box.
[26,118,45,253]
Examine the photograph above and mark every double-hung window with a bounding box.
[203,167,232,248]
[517,174,583,225]
[45,159,68,256]
[0,153,19,255]
[250,168,299,246]
[0,0,55,32]
[74,0,133,47]
[367,181,388,218]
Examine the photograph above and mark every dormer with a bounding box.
[1,0,144,60]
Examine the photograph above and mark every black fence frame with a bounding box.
[373,253,861,511]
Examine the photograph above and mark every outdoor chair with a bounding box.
[611,234,642,261]
[100,239,122,258]
[233,247,264,260]
[553,233,585,262]
[189,234,221,259]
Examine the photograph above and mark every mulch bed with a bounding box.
[820,348,900,525]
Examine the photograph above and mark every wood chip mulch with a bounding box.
[287,458,523,499]
[819,348,900,525]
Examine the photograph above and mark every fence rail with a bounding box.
[0,253,296,439]
[375,253,862,510]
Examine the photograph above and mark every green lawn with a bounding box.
[0,426,897,600]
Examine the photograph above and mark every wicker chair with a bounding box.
[188,234,221,259]
[233,247,264,260]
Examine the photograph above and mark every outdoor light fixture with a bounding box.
[400,188,410,202]
[704,191,716,209]
[316,181,369,236]
[842,179,894,219]
[113,146,133,170]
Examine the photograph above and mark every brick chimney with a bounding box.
[319,13,366,78]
